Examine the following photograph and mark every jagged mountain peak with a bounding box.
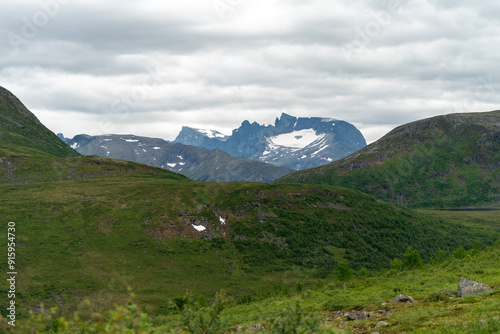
[174,113,366,170]
[175,126,229,146]
[274,112,297,127]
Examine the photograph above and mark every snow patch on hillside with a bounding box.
[192,224,206,232]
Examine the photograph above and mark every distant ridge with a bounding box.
[65,134,292,182]
[278,111,500,208]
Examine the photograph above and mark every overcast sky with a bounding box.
[2,0,500,143]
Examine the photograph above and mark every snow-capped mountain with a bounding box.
[174,113,367,170]
[64,134,291,182]
[173,127,229,148]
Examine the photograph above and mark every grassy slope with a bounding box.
[212,240,500,334]
[0,172,498,320]
[278,111,500,208]
[0,153,188,183]
[15,224,497,333]
[416,208,500,233]
[0,87,78,158]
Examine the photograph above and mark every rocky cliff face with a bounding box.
[174,113,367,170]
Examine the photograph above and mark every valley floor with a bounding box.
[8,233,500,333]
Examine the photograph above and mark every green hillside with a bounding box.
[6,223,500,333]
[0,153,188,183]
[1,175,498,319]
[278,111,500,208]
[0,86,79,158]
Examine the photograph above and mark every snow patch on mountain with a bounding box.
[268,129,324,149]
[196,129,227,139]
[311,145,328,157]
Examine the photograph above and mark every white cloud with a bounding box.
[1,0,500,143]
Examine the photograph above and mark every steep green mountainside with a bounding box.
[279,111,500,208]
[0,86,78,158]
[0,86,189,183]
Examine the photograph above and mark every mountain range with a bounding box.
[1,85,499,329]
[174,113,367,170]
[62,113,366,182]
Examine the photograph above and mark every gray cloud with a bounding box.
[1,0,500,144]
